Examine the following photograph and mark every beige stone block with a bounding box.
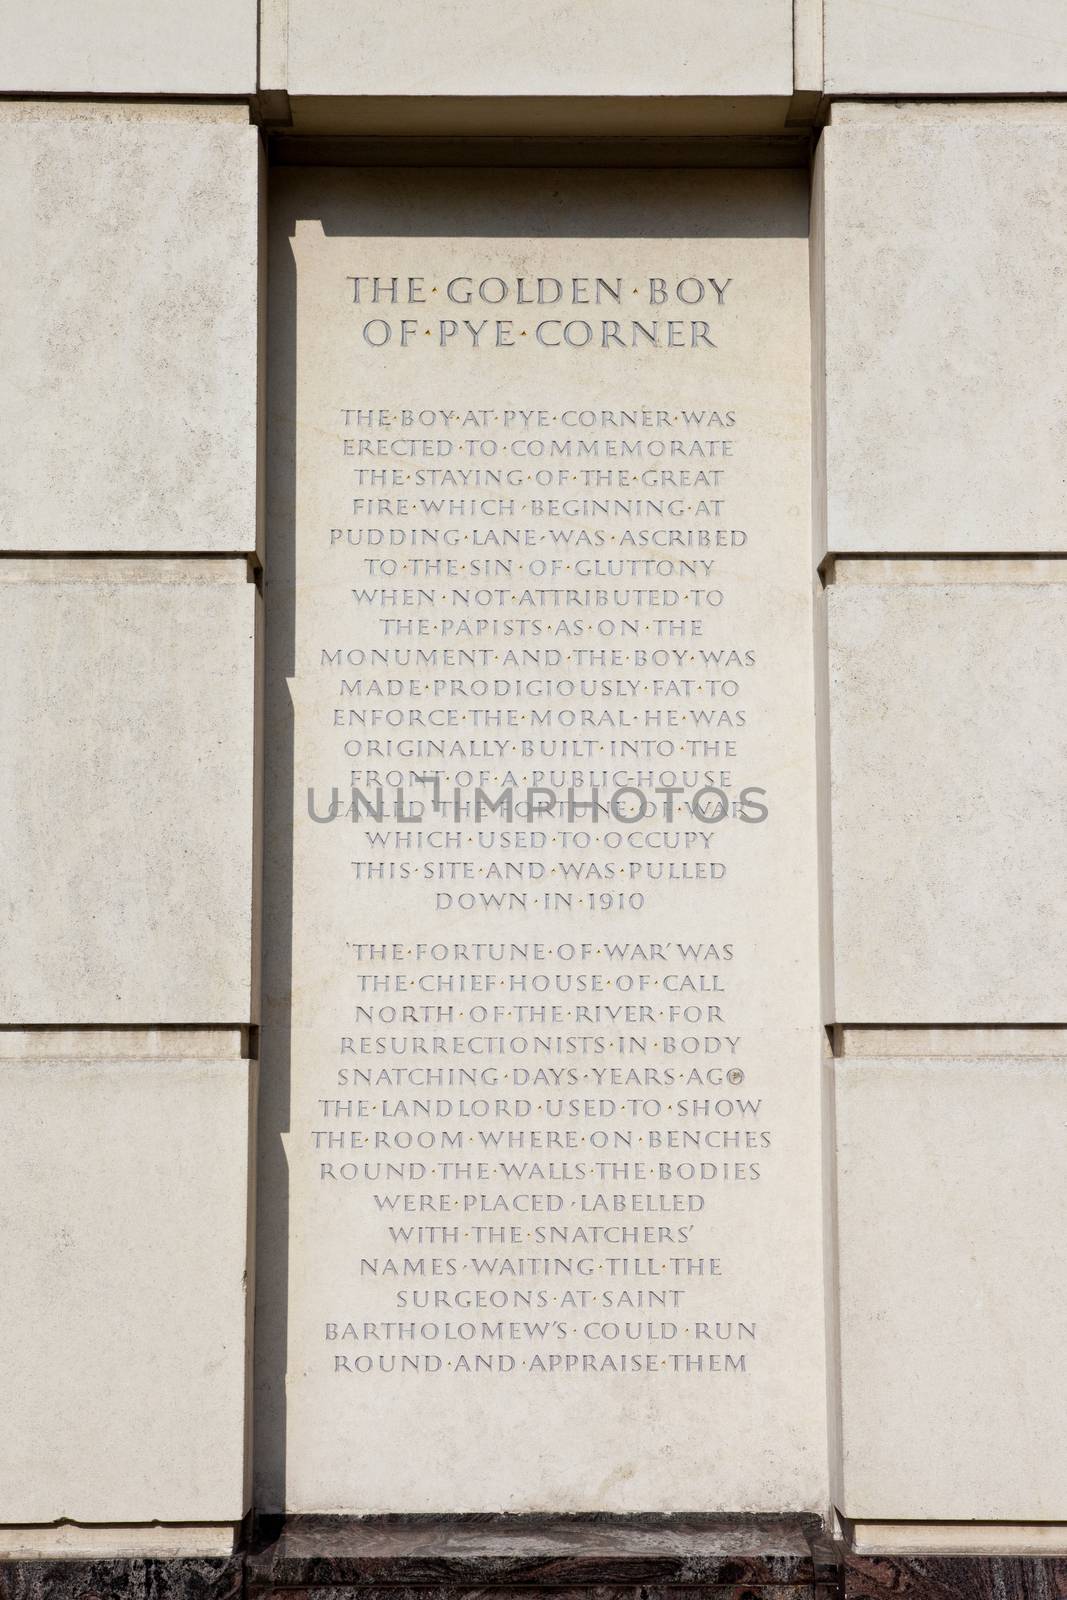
[0,0,256,92]
[0,1028,249,1061]
[282,0,793,96]
[825,0,1067,93]
[816,105,1067,553]
[0,1057,253,1523]
[0,1524,240,1559]
[848,1522,1067,1556]
[0,560,256,1024]
[827,572,1067,1023]
[0,105,260,554]
[834,1057,1067,1519]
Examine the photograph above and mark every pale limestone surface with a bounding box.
[281,0,793,96]
[0,1526,240,1559]
[815,104,1067,554]
[834,1057,1067,1519]
[825,0,1067,93]
[0,0,256,92]
[827,573,1067,1023]
[849,1522,1067,1556]
[0,560,256,1023]
[0,105,260,553]
[0,1058,253,1523]
[257,166,826,1515]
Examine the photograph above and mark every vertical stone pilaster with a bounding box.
[0,102,263,1553]
[813,102,1067,1535]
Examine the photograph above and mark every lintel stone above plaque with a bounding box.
[0,104,260,554]
[277,0,794,99]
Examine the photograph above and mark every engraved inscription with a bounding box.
[262,167,825,1513]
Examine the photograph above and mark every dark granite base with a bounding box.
[1,1518,1065,1600]
[0,1553,242,1600]
[245,1514,831,1595]
[843,1551,1067,1600]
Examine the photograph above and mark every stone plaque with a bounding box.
[259,167,825,1512]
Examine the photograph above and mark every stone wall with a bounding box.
[0,0,1064,1566]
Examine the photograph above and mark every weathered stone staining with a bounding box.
[261,163,824,1514]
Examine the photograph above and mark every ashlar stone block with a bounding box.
[0,104,260,554]
[0,559,257,1024]
[815,105,1067,554]
[0,0,256,93]
[827,567,1067,1023]
[0,1056,253,1523]
[824,0,1067,94]
[281,0,794,97]
[834,1056,1067,1519]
